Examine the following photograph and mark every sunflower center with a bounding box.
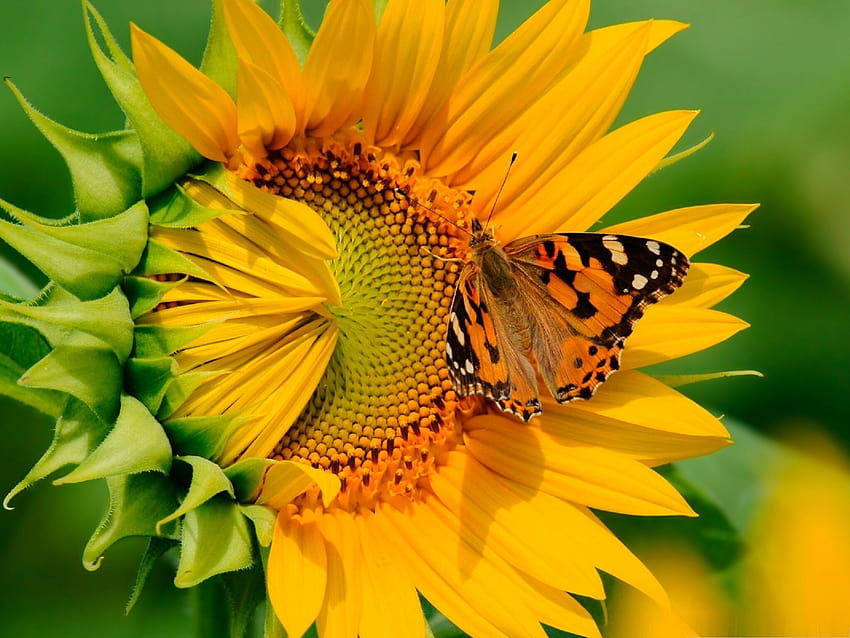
[241,137,476,511]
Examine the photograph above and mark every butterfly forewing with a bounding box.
[444,229,688,421]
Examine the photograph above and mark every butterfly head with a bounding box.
[468,217,497,249]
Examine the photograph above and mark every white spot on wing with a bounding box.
[656,258,664,267]
[632,274,648,290]
[465,359,475,374]
[647,240,661,255]
[650,270,659,279]
[446,341,453,358]
[450,314,465,346]
[602,237,628,265]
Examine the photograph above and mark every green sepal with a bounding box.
[83,472,181,570]
[125,356,178,415]
[279,0,315,66]
[2,200,148,272]
[175,497,254,588]
[19,343,121,424]
[200,0,238,98]
[0,321,61,417]
[156,455,235,534]
[83,2,200,197]
[133,238,216,282]
[0,287,134,361]
[654,370,764,388]
[0,252,41,300]
[4,79,143,221]
[240,504,277,547]
[149,181,243,229]
[126,536,180,614]
[163,414,242,460]
[158,370,224,420]
[123,275,186,319]
[220,565,267,638]
[3,399,107,509]
[55,394,173,485]
[0,218,119,301]
[133,322,218,359]
[224,458,276,503]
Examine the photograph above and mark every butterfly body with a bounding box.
[446,219,689,421]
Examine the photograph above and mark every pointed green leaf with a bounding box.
[175,497,254,587]
[0,321,59,416]
[279,0,315,66]
[240,504,276,547]
[163,414,241,460]
[5,200,148,272]
[133,239,216,282]
[125,356,178,415]
[158,370,223,420]
[221,566,267,638]
[84,2,201,196]
[655,370,764,388]
[0,354,64,418]
[0,216,124,300]
[19,343,121,424]
[126,537,180,614]
[123,275,186,319]
[4,79,143,220]
[56,394,173,484]
[0,287,134,360]
[200,0,238,98]
[3,399,107,509]
[133,322,218,359]
[149,182,242,228]
[156,455,234,533]
[83,472,180,570]
[224,457,276,503]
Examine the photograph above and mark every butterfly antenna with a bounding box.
[484,151,518,233]
[393,187,473,237]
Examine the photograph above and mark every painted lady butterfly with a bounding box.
[446,218,689,421]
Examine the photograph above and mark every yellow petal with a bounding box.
[226,323,338,461]
[226,171,339,260]
[139,297,325,326]
[601,203,759,257]
[502,110,698,238]
[660,262,748,308]
[464,416,695,516]
[237,58,296,156]
[624,306,750,368]
[316,512,362,638]
[302,0,376,137]
[130,24,239,165]
[151,225,326,299]
[356,512,425,638]
[223,0,303,121]
[565,369,730,438]
[458,20,656,206]
[380,499,550,638]
[402,0,499,147]
[363,0,445,147]
[257,461,341,510]
[540,401,730,466]
[432,452,605,598]
[584,19,688,56]
[267,511,328,638]
[420,0,590,177]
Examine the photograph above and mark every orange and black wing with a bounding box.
[506,233,689,402]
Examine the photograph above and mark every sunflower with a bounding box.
[1,0,754,636]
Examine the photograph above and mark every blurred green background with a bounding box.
[1,0,848,636]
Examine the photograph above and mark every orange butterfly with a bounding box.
[446,218,689,421]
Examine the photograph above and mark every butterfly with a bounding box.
[445,217,689,421]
